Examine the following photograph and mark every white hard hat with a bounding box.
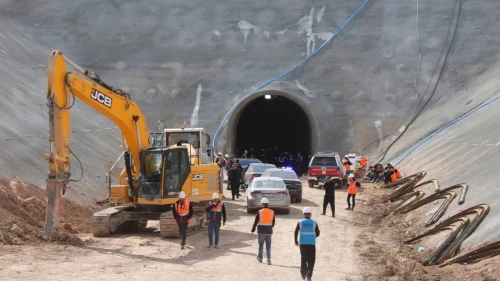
[348,173,355,178]
[179,191,186,198]
[261,198,269,204]
[218,152,222,155]
[303,207,312,214]
[225,154,229,157]
[212,193,219,199]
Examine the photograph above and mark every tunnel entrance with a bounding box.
[233,94,312,173]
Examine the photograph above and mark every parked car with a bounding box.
[307,151,345,188]
[245,177,290,214]
[237,158,262,170]
[233,158,262,189]
[242,163,277,190]
[260,168,302,203]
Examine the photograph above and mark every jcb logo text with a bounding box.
[91,89,112,108]
[192,174,204,181]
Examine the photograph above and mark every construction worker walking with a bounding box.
[172,191,193,249]
[346,173,361,211]
[321,177,336,217]
[205,193,227,249]
[251,198,275,265]
[295,207,320,281]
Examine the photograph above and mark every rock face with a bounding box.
[0,0,499,248]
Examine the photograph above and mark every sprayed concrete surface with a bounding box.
[0,0,500,254]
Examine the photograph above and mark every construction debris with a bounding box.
[0,177,100,245]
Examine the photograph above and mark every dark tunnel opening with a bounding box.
[235,95,311,174]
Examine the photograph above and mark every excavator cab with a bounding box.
[138,147,191,200]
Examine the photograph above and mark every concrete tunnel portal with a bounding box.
[226,91,318,172]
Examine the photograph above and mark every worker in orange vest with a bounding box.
[359,156,367,167]
[388,163,402,183]
[251,198,275,265]
[346,174,361,211]
[342,157,352,186]
[172,191,194,249]
[215,152,224,168]
[205,193,227,249]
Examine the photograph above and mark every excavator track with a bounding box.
[159,205,207,238]
[91,205,131,237]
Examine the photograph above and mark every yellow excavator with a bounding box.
[44,50,222,238]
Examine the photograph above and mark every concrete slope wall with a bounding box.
[393,94,500,249]
[0,0,499,228]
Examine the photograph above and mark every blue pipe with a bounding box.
[394,94,500,166]
[211,0,370,150]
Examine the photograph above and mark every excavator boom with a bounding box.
[44,50,151,237]
[44,50,222,239]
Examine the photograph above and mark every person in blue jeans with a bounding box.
[251,198,276,265]
[205,193,227,248]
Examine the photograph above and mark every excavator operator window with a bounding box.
[139,151,163,200]
[163,148,191,198]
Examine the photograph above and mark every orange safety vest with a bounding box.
[208,202,224,221]
[348,180,358,195]
[257,208,275,234]
[343,160,351,171]
[175,200,191,223]
[391,168,402,182]
[360,158,367,167]
[390,168,398,182]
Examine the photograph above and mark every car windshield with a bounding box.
[253,180,285,189]
[267,170,298,179]
[252,164,275,173]
[311,156,338,167]
[239,158,261,168]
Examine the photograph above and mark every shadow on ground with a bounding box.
[80,228,254,265]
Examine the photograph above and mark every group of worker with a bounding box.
[321,173,361,218]
[172,191,320,280]
[171,154,375,280]
[365,163,401,185]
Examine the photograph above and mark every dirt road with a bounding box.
[0,180,367,281]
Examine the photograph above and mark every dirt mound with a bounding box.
[0,177,100,245]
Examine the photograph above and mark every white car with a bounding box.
[245,177,291,214]
[242,163,277,190]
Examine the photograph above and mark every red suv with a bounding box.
[307,152,345,188]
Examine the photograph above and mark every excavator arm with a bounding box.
[44,50,151,237]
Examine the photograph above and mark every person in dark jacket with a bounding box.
[205,193,227,249]
[321,176,336,217]
[172,191,194,249]
[225,156,234,190]
[383,164,395,185]
[228,162,242,200]
[295,207,320,281]
[251,198,276,265]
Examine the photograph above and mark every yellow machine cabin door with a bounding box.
[162,148,192,198]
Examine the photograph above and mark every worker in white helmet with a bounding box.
[346,173,361,211]
[251,197,275,265]
[172,191,193,249]
[215,152,224,168]
[295,207,320,281]
[205,193,227,249]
